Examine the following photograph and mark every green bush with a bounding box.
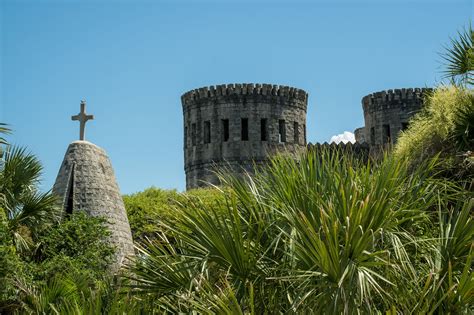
[0,211,116,314]
[34,212,116,281]
[123,186,225,242]
[0,210,28,314]
[395,86,474,182]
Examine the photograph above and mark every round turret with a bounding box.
[359,88,432,146]
[182,83,308,189]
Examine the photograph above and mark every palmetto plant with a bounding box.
[128,148,473,313]
[0,146,59,252]
[442,24,473,87]
[452,94,474,151]
[0,123,11,146]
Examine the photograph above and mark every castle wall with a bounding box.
[182,83,308,189]
[354,127,366,143]
[360,88,432,146]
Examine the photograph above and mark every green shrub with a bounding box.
[0,212,117,314]
[123,186,225,242]
[395,86,474,182]
[35,212,115,281]
[0,210,28,314]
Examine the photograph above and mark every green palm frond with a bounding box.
[20,277,78,314]
[0,145,59,251]
[442,24,474,86]
[452,93,474,151]
[0,123,11,145]
[126,233,198,296]
[1,146,43,201]
[7,191,59,236]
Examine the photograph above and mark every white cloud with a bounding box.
[329,131,355,144]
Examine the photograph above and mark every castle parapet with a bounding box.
[182,83,308,189]
[359,87,431,147]
[362,88,432,114]
[181,83,308,109]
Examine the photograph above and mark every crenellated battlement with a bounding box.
[362,88,432,113]
[182,82,308,189]
[357,87,432,147]
[181,83,308,106]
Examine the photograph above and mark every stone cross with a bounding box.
[72,100,94,141]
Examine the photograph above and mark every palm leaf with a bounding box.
[0,123,11,145]
[441,24,474,86]
[0,145,59,251]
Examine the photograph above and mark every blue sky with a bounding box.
[1,0,472,193]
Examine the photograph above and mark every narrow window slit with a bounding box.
[294,122,299,144]
[260,119,267,141]
[184,126,188,147]
[241,118,249,141]
[222,119,229,142]
[191,123,197,146]
[279,120,286,143]
[383,124,391,144]
[204,121,211,144]
[303,124,306,144]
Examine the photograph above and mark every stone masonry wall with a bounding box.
[182,83,308,189]
[53,141,134,270]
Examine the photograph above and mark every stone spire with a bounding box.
[53,102,134,271]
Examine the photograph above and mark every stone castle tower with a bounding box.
[355,88,432,146]
[182,83,308,189]
[53,102,134,270]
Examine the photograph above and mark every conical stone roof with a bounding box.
[53,140,134,270]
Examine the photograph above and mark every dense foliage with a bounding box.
[123,187,225,242]
[125,149,473,314]
[395,86,473,184]
[6,142,471,313]
[0,141,115,314]
[35,212,115,281]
